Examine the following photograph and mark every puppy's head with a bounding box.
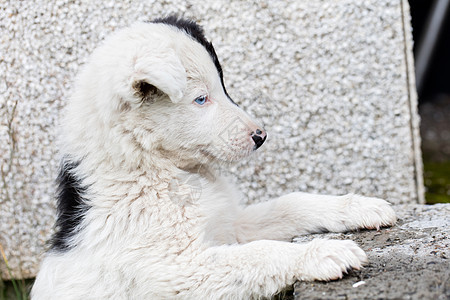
[68,16,266,168]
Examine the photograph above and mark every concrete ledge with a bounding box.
[293,204,450,300]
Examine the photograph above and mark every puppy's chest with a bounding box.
[197,177,241,245]
[99,173,240,247]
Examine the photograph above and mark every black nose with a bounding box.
[251,129,267,150]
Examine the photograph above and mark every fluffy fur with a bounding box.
[32,17,396,299]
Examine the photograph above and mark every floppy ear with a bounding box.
[131,48,186,103]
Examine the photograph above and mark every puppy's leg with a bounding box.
[184,239,367,299]
[235,193,396,243]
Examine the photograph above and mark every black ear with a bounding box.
[132,80,163,102]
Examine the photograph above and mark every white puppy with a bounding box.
[32,16,396,299]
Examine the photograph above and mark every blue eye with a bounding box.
[194,95,208,105]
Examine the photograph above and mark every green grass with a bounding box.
[0,279,31,300]
[0,245,30,300]
[423,160,450,204]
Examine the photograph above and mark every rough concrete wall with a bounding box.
[0,0,422,279]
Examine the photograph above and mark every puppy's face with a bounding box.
[74,18,266,168]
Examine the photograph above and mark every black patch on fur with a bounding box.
[50,160,90,252]
[152,15,237,106]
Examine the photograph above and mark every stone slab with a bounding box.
[293,204,450,300]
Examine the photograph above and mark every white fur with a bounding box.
[32,21,396,299]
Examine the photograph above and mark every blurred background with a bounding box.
[409,0,450,203]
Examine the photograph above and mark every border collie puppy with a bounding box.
[32,16,396,299]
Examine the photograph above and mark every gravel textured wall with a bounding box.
[0,0,422,279]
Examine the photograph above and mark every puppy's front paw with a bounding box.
[346,194,397,230]
[297,239,368,281]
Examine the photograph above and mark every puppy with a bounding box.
[32,16,396,299]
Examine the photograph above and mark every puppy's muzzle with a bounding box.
[251,129,267,150]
